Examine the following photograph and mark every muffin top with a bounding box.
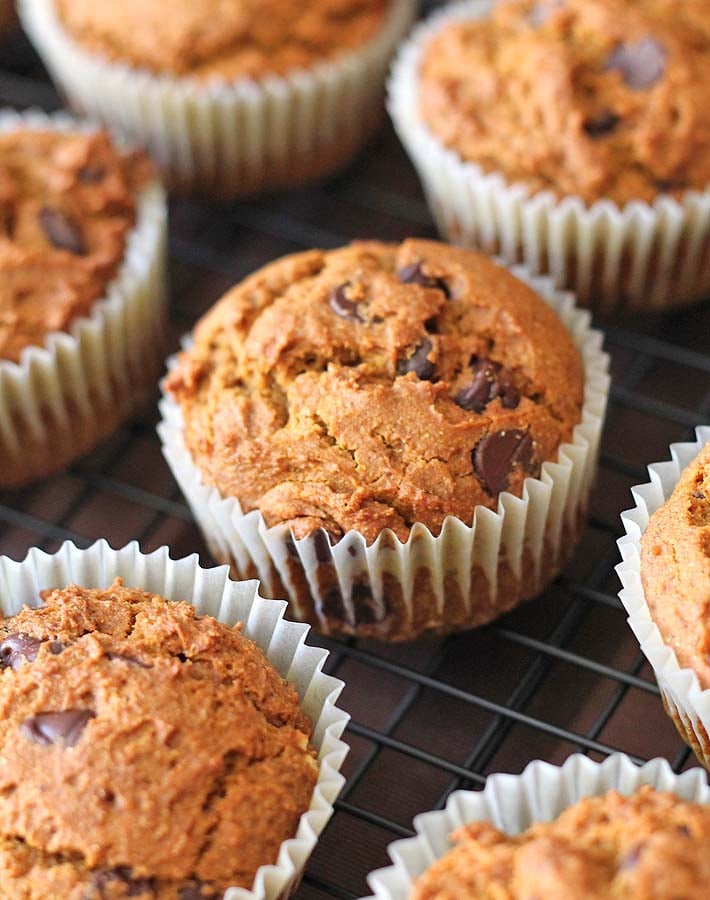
[0,128,152,363]
[411,786,710,899]
[0,580,317,898]
[54,0,389,81]
[641,442,710,688]
[419,0,710,205]
[166,239,584,544]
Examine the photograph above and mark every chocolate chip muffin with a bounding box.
[419,0,710,206]
[20,0,415,197]
[0,114,166,489]
[0,127,152,363]
[0,579,318,898]
[411,786,710,899]
[162,239,601,640]
[388,0,710,311]
[641,441,710,688]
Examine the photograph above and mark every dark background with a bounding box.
[2,3,710,897]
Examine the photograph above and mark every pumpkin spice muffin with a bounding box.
[388,0,710,311]
[410,786,710,899]
[0,579,318,898]
[0,114,166,489]
[20,0,416,196]
[161,239,609,640]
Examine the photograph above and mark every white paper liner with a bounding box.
[617,426,710,768]
[0,539,349,900]
[365,752,710,899]
[157,266,610,641]
[387,0,710,314]
[0,108,167,488]
[19,0,416,197]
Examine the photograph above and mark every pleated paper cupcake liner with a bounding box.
[365,753,710,899]
[387,0,710,314]
[158,267,610,641]
[0,539,350,900]
[0,108,167,489]
[617,426,710,769]
[19,0,416,198]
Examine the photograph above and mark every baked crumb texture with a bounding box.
[0,580,318,898]
[420,0,710,205]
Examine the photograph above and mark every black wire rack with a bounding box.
[2,7,710,899]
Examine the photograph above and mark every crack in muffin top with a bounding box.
[54,0,389,81]
[0,580,317,898]
[167,240,584,544]
[0,128,153,363]
[419,0,710,205]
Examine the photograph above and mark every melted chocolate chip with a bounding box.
[21,709,95,747]
[583,109,620,138]
[693,490,706,500]
[49,641,64,654]
[92,867,154,896]
[607,37,666,90]
[677,824,691,837]
[399,261,450,298]
[78,165,106,185]
[39,206,88,255]
[455,358,520,413]
[328,283,363,322]
[397,338,435,381]
[179,882,213,900]
[473,429,538,496]
[0,633,41,670]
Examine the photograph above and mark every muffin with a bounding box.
[0,0,16,38]
[412,788,710,898]
[19,0,416,197]
[618,430,710,769]
[388,0,710,313]
[0,540,350,899]
[159,238,610,641]
[0,109,167,488]
[367,753,710,900]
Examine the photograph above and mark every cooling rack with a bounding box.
[2,7,710,897]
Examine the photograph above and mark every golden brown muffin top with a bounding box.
[0,580,317,898]
[641,442,710,689]
[167,239,584,544]
[0,128,152,364]
[411,786,710,899]
[419,0,710,205]
[54,0,389,81]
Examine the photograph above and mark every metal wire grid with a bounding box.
[3,15,710,900]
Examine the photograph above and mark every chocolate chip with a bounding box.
[619,844,644,871]
[583,109,620,138]
[677,824,691,837]
[92,867,154,896]
[473,429,538,496]
[397,338,435,381]
[399,262,450,298]
[21,709,95,747]
[455,358,520,413]
[39,206,87,255]
[328,283,363,322]
[179,882,212,900]
[78,165,106,184]
[692,490,706,500]
[0,633,41,670]
[49,641,64,654]
[607,38,666,90]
